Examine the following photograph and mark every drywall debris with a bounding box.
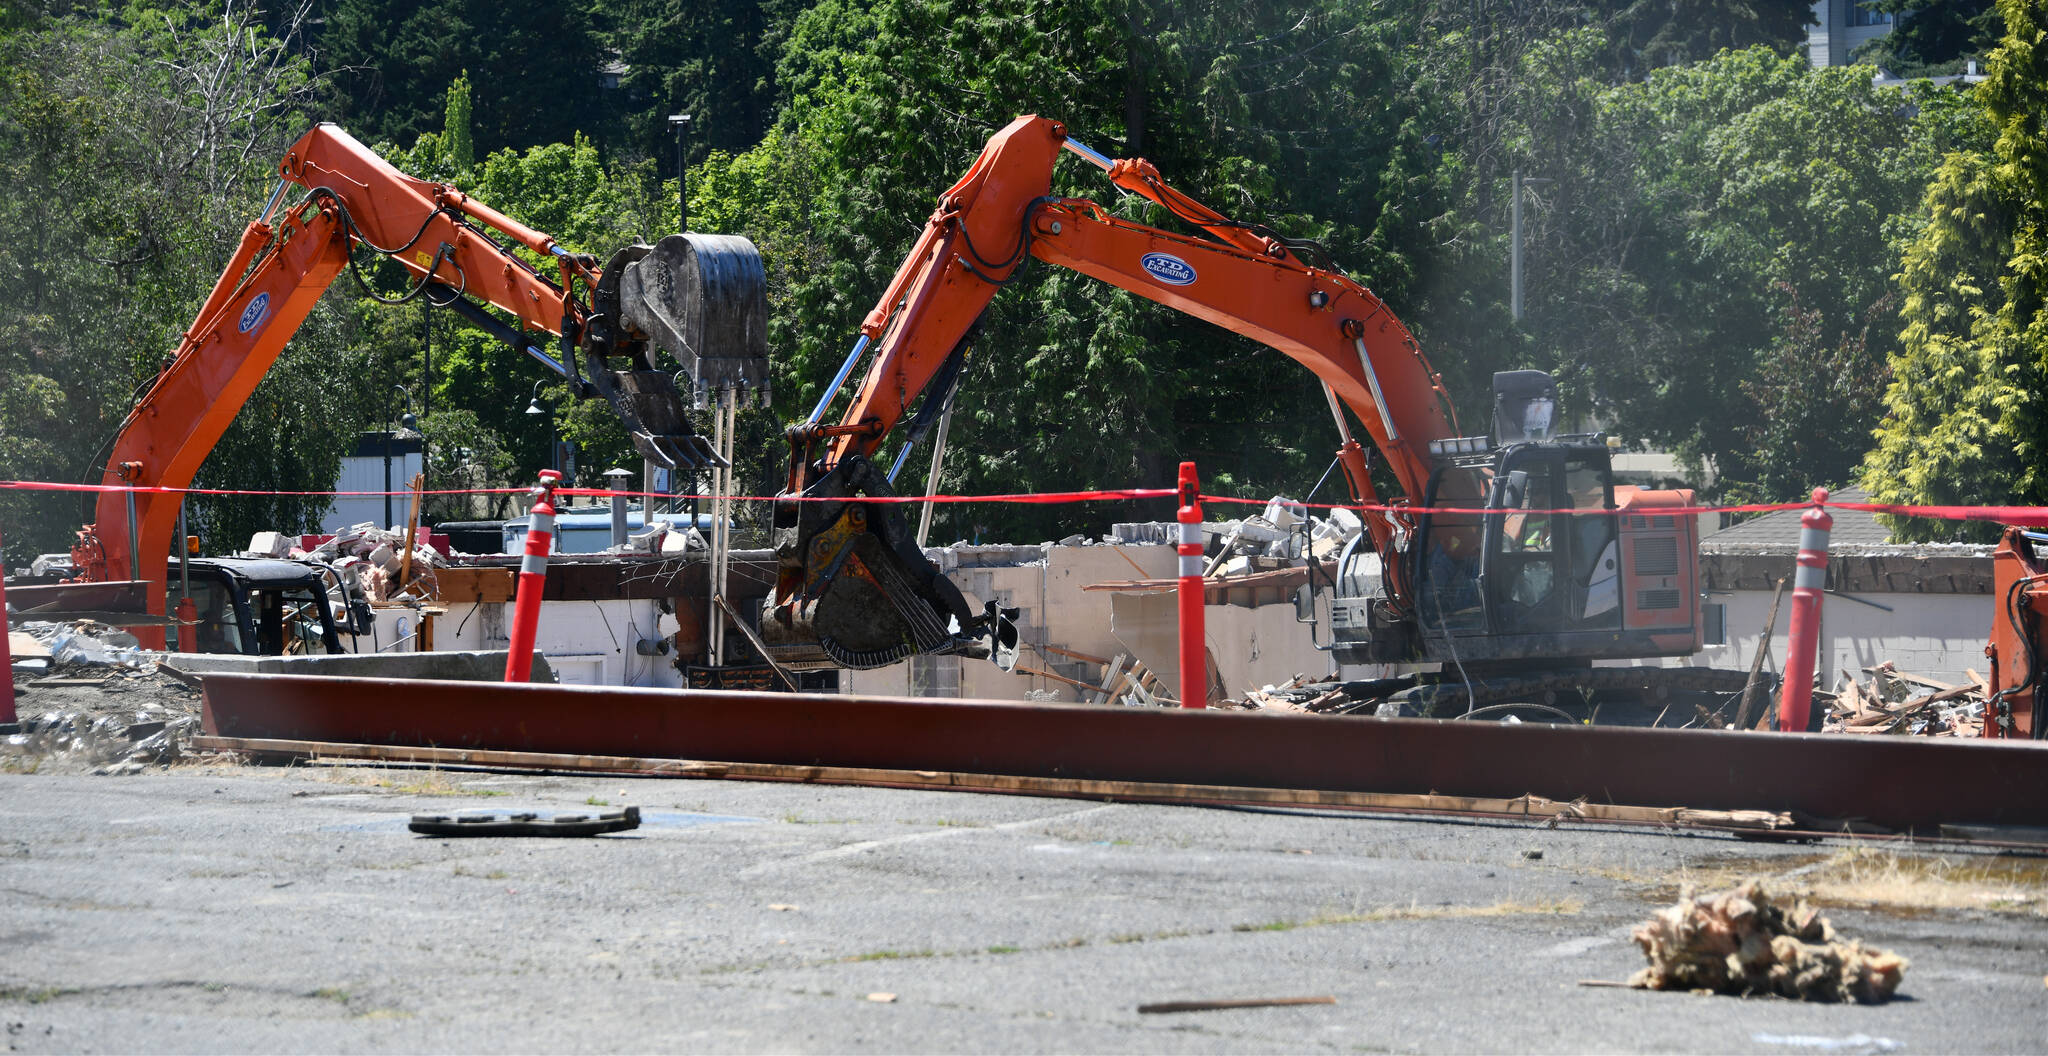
[1628,881,1907,1002]
[246,531,293,558]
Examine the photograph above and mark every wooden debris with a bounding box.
[1733,576,1788,731]
[1089,653,1129,706]
[1825,663,1984,737]
[1629,881,1907,1003]
[1013,662,1099,693]
[153,661,202,689]
[1139,996,1336,1014]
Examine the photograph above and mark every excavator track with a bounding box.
[1332,665,1764,721]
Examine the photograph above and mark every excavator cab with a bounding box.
[1333,370,1698,668]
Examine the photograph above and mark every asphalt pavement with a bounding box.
[1,765,2043,1053]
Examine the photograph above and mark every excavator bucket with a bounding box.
[757,454,1018,671]
[587,234,770,469]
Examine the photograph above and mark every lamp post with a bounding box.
[525,380,554,475]
[385,384,416,528]
[668,112,692,231]
[1510,169,1554,322]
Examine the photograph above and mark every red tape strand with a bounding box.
[1,478,2042,524]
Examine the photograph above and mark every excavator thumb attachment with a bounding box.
[587,234,770,469]
[758,455,1015,672]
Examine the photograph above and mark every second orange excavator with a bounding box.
[759,115,1736,709]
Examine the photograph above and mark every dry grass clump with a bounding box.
[1630,880,1907,1003]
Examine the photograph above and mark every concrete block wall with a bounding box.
[353,598,682,689]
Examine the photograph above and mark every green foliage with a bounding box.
[416,407,516,521]
[1510,48,1977,501]
[1606,0,1815,70]
[1854,0,1998,78]
[442,71,474,171]
[315,0,610,155]
[10,0,2048,561]
[369,131,681,498]
[722,0,1446,539]
[1865,0,2048,539]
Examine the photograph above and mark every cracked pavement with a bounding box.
[2,766,2044,1053]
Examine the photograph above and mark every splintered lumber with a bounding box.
[1014,662,1098,692]
[1629,881,1907,1003]
[1886,670,1959,693]
[1040,644,1112,667]
[1090,653,1129,705]
[399,472,425,589]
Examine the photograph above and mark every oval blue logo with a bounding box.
[237,292,270,334]
[1139,252,1196,287]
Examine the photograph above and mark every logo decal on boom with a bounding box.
[1139,252,1196,287]
[238,293,270,335]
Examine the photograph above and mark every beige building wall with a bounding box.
[1650,590,1991,691]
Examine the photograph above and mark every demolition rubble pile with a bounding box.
[1822,662,1986,737]
[6,621,200,774]
[1101,496,1359,573]
[1238,674,1362,714]
[1629,880,1908,1003]
[250,523,448,603]
[1061,497,1360,708]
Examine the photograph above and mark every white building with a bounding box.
[323,431,423,533]
[1808,0,1895,68]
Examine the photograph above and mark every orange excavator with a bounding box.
[759,115,1726,708]
[72,123,768,645]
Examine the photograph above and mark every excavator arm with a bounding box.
[761,114,1461,671]
[75,124,768,641]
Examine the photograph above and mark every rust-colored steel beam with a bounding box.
[198,673,2048,832]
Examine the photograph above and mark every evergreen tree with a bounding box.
[1864,0,2048,539]
[443,71,474,171]
[318,0,609,155]
[594,0,789,174]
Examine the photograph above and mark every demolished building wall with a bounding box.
[843,542,1355,703]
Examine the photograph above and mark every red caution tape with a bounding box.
[3,477,2046,524]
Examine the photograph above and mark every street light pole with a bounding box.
[525,380,554,474]
[668,112,693,232]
